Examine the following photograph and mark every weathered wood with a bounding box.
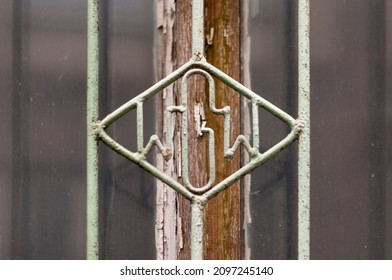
[175,0,206,260]
[203,0,242,260]
[157,0,242,259]
[155,0,182,260]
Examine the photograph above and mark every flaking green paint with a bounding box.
[298,0,311,260]
[87,0,100,260]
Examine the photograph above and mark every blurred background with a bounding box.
[0,0,390,259]
[247,0,391,259]
[0,0,155,259]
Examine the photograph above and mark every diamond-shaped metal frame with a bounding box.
[96,59,303,202]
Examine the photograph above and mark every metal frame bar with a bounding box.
[298,0,311,260]
[87,0,100,260]
[86,0,310,260]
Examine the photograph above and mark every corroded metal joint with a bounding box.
[192,52,205,61]
[89,120,101,140]
[294,118,306,137]
[162,147,172,161]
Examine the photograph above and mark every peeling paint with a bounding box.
[156,0,178,260]
[87,0,100,260]
[194,102,206,137]
[298,0,311,260]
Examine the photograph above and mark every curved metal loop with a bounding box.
[180,69,217,194]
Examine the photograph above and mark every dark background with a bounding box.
[0,0,390,259]
[248,0,391,259]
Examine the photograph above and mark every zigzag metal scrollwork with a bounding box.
[95,59,303,202]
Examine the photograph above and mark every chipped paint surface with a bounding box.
[192,0,204,59]
[241,0,252,260]
[155,0,178,260]
[193,102,206,137]
[87,0,100,260]
[298,0,311,260]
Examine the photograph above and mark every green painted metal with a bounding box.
[87,0,310,260]
[298,0,311,260]
[192,0,204,60]
[191,201,204,260]
[181,69,217,194]
[87,0,100,260]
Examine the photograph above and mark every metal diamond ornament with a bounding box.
[96,59,303,201]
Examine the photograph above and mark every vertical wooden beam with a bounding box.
[174,0,197,260]
[155,0,180,260]
[158,0,242,259]
[203,0,241,260]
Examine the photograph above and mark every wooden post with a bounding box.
[156,0,242,260]
[203,0,242,260]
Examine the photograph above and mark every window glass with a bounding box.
[246,0,392,259]
[245,0,298,259]
[0,0,88,259]
[0,0,155,259]
[99,0,156,259]
[309,0,392,259]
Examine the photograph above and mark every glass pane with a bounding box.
[0,0,15,259]
[0,0,155,259]
[245,0,298,260]
[246,0,392,259]
[310,0,392,259]
[99,0,156,259]
[0,0,88,259]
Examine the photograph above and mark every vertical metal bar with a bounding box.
[192,0,204,58]
[87,0,100,260]
[191,201,204,260]
[298,0,310,260]
[191,0,205,260]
